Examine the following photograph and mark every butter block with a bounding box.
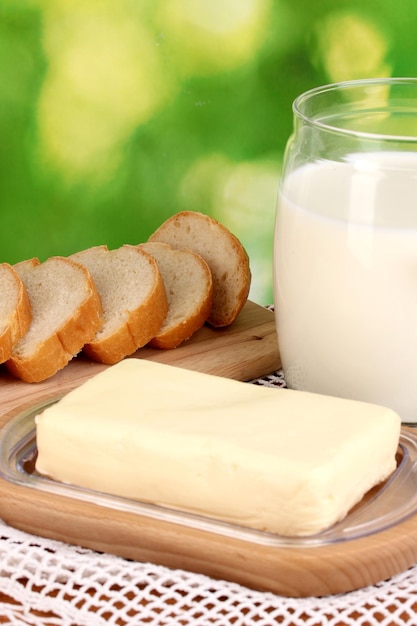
[35,359,401,536]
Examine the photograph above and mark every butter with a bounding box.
[35,359,401,536]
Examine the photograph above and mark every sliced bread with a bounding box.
[139,241,213,349]
[70,244,168,364]
[6,256,103,382]
[0,263,32,364]
[148,211,251,327]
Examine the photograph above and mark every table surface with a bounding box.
[0,369,416,626]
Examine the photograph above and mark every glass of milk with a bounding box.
[274,77,417,423]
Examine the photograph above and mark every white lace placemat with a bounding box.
[0,370,416,626]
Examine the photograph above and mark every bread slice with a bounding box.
[70,244,168,364]
[139,242,213,349]
[148,211,251,327]
[0,263,32,364]
[6,257,103,382]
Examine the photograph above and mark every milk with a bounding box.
[274,152,417,422]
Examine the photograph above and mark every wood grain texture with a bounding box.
[0,300,280,418]
[1,451,417,598]
[0,301,415,600]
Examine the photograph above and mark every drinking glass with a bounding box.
[274,77,417,423]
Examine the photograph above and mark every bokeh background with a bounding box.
[1,0,416,303]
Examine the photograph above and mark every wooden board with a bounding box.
[1,300,417,598]
[0,300,280,417]
[0,418,417,599]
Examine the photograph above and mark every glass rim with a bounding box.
[293,77,417,142]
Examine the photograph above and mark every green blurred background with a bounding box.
[1,0,416,304]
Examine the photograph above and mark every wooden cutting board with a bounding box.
[0,300,280,417]
[0,409,417,599]
[1,300,417,599]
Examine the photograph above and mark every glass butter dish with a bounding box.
[1,397,417,597]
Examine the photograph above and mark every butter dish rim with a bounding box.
[0,396,414,548]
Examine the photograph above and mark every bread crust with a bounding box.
[149,298,213,349]
[139,242,214,349]
[0,263,32,364]
[148,211,251,327]
[6,257,103,383]
[73,245,169,364]
[3,211,250,380]
[149,302,212,349]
